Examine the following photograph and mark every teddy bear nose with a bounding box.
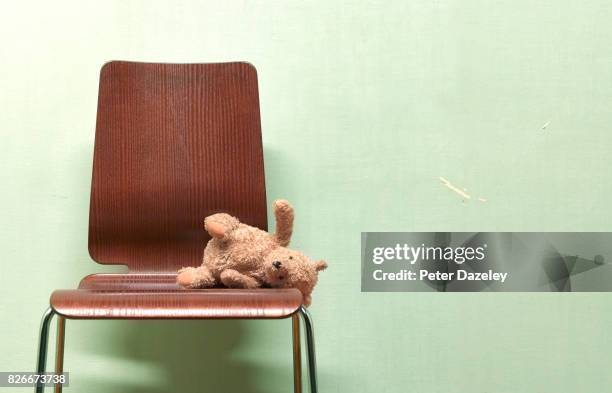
[273,261,282,269]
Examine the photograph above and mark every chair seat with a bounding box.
[51,274,303,319]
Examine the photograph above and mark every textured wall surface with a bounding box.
[2,1,612,392]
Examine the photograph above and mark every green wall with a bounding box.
[2,1,612,392]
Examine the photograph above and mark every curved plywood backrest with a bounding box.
[88,61,268,272]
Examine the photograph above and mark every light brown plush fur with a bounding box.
[177,200,327,306]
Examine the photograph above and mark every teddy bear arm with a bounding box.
[177,266,216,288]
[219,269,260,289]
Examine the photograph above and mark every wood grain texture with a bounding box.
[78,273,182,291]
[89,61,268,272]
[50,288,303,319]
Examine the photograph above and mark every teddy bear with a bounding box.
[176,200,327,306]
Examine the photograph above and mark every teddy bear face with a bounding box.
[263,247,327,304]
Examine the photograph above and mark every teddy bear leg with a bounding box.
[273,199,294,247]
[204,213,240,239]
[177,266,216,288]
[219,269,260,289]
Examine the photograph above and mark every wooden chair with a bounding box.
[35,61,318,393]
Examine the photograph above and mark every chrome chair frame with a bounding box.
[35,306,318,393]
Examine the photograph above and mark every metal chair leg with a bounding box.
[298,306,318,393]
[35,307,55,393]
[54,316,66,393]
[292,313,302,393]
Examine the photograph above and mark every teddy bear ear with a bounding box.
[314,260,328,272]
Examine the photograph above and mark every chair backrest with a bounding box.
[88,61,268,272]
